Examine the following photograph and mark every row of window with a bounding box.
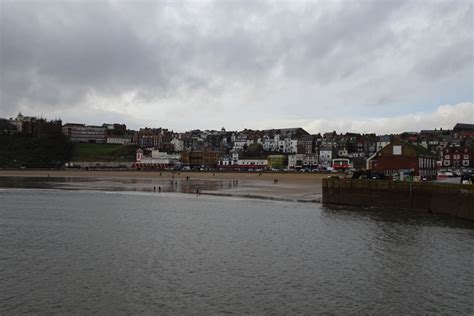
[443,160,470,166]
[419,157,436,168]
[445,154,470,160]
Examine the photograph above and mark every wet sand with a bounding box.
[0,170,336,202]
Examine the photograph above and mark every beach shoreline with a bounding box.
[0,170,334,202]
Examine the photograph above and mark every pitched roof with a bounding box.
[261,127,309,137]
[299,135,314,142]
[453,123,474,131]
[401,142,436,157]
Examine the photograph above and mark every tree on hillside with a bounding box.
[243,143,264,158]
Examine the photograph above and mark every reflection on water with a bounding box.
[0,176,238,193]
[0,189,473,314]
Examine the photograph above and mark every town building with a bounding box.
[170,137,185,152]
[297,135,315,154]
[369,142,437,180]
[107,136,132,145]
[133,149,180,170]
[218,153,267,170]
[180,150,221,168]
[319,147,334,168]
[133,127,172,150]
[254,128,308,154]
[7,113,62,137]
[453,123,474,133]
[376,135,391,151]
[267,154,288,170]
[441,147,474,168]
[62,123,106,143]
[288,153,318,170]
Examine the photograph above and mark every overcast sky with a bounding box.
[1,0,473,134]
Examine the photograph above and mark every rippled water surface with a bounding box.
[1,189,473,314]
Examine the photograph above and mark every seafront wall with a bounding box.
[322,178,474,220]
[68,161,134,169]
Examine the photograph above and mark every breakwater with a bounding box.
[322,178,474,220]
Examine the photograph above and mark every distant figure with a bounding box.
[160,172,162,176]
[259,172,262,176]
[153,186,156,192]
[196,188,200,196]
[158,186,161,193]
[274,179,278,184]
[186,176,189,181]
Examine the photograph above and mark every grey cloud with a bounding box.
[0,0,472,132]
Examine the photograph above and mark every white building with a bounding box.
[288,154,305,169]
[288,154,319,169]
[258,132,299,154]
[170,138,184,152]
[218,153,267,169]
[319,147,334,167]
[134,149,180,168]
[233,135,253,152]
[107,136,131,145]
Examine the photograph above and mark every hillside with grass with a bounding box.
[70,143,138,162]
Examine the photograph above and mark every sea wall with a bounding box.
[68,161,134,169]
[322,178,474,220]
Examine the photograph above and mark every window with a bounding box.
[464,155,469,159]
[445,155,450,159]
[393,145,402,155]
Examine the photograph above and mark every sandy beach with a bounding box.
[0,170,335,202]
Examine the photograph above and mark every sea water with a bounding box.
[1,189,473,314]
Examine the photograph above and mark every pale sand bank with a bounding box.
[0,170,335,202]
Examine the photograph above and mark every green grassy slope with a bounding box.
[70,143,138,162]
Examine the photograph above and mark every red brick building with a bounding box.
[442,147,474,168]
[370,142,437,180]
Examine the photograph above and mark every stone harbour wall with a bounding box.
[322,178,474,221]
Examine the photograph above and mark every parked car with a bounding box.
[460,172,474,184]
[437,171,454,178]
